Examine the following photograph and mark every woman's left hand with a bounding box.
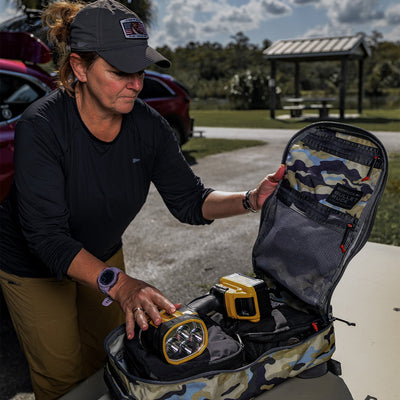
[250,164,286,210]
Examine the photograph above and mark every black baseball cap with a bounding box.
[69,0,170,73]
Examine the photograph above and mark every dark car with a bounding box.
[139,70,193,146]
[0,30,193,202]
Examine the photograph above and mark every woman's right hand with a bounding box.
[109,273,177,340]
[67,249,178,340]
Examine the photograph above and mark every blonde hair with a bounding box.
[42,1,97,96]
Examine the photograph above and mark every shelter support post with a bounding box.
[294,62,300,98]
[269,60,276,119]
[358,59,364,115]
[340,57,348,119]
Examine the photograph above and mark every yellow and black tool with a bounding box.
[187,273,271,323]
[141,308,208,365]
[141,273,270,365]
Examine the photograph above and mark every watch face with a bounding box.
[100,269,115,285]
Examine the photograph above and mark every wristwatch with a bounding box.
[97,267,123,306]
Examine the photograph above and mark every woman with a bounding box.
[0,0,285,398]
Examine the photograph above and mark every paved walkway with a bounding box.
[196,126,400,153]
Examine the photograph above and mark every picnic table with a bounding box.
[307,97,336,118]
[283,97,336,119]
[283,97,306,118]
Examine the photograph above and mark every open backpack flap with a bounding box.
[253,121,388,315]
[103,122,388,400]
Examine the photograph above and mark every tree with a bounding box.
[226,69,271,109]
[262,39,272,50]
[226,31,263,71]
[365,32,400,97]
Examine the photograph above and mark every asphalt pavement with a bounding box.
[194,126,400,152]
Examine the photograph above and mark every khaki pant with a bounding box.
[0,249,125,400]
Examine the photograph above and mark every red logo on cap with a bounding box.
[120,18,148,39]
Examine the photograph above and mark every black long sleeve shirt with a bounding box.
[0,89,213,279]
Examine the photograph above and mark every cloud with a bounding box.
[151,0,289,48]
[321,0,385,25]
[291,0,320,4]
[302,22,353,39]
[384,24,400,42]
[152,0,204,47]
[261,0,292,16]
[301,1,400,42]
[386,3,400,25]
[149,0,398,48]
[220,9,253,24]
[163,13,197,44]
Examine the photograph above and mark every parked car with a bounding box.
[139,70,194,146]
[0,31,56,202]
[0,30,193,202]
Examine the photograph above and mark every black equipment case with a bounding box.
[104,122,388,400]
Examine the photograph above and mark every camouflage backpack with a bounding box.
[104,122,388,400]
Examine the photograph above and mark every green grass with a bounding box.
[181,137,265,164]
[191,108,400,132]
[182,138,399,247]
[369,153,400,246]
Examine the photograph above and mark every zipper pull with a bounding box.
[340,223,354,253]
[362,156,379,182]
[332,316,356,327]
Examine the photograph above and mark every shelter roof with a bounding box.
[263,34,371,62]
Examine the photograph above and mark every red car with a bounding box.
[138,71,193,146]
[0,31,193,202]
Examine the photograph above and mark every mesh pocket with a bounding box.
[253,197,345,310]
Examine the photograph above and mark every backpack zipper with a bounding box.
[340,223,355,253]
[331,316,356,327]
[362,156,380,182]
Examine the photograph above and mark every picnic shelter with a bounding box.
[263,34,371,119]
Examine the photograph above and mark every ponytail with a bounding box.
[42,1,87,96]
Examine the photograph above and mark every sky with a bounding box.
[147,0,400,49]
[0,0,399,49]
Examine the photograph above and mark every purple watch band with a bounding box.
[97,267,122,306]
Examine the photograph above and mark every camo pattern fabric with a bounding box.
[106,325,335,400]
[285,130,383,219]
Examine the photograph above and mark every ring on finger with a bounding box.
[133,307,144,315]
